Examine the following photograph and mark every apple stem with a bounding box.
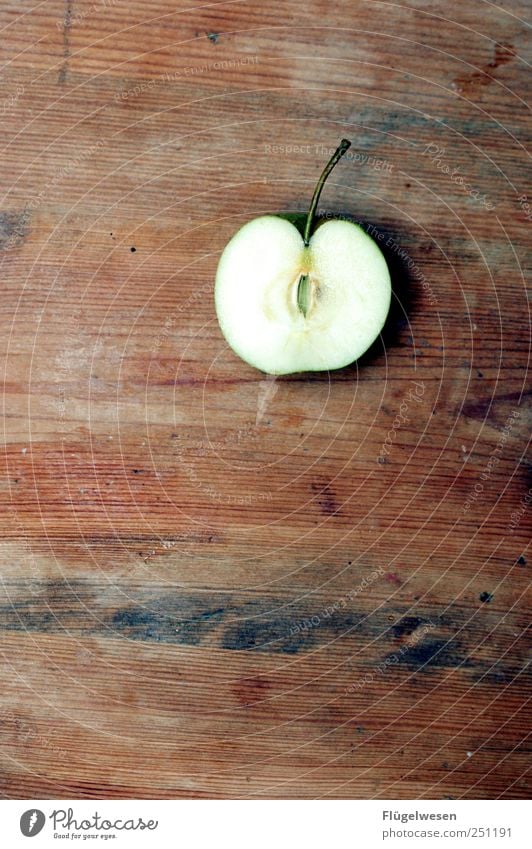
[303,138,351,246]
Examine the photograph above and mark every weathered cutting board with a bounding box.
[0,0,530,798]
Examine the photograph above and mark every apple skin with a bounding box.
[215,214,391,375]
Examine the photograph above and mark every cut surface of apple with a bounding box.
[215,139,391,375]
[215,214,391,375]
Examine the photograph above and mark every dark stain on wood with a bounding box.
[384,572,403,586]
[112,603,226,645]
[392,615,423,638]
[471,664,530,688]
[454,42,516,98]
[232,676,272,706]
[0,583,366,652]
[0,210,30,251]
[221,619,314,654]
[311,478,339,515]
[460,390,528,427]
[490,42,517,69]
[392,639,469,670]
[1,585,527,684]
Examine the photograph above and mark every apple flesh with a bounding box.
[214,141,391,375]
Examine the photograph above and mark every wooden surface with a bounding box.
[0,0,530,800]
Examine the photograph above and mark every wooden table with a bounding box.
[0,0,529,799]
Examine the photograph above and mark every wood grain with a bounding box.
[0,0,530,799]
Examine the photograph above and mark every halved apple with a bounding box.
[215,140,391,375]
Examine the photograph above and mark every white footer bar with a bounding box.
[2,799,527,848]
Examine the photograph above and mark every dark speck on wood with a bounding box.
[479,591,493,603]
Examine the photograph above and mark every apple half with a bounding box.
[215,140,391,375]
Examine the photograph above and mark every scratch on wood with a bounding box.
[59,0,73,85]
